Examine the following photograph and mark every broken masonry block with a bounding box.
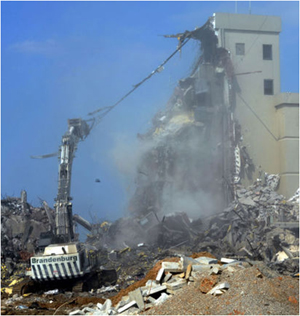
[117,300,137,314]
[156,267,165,283]
[207,282,230,295]
[192,264,220,272]
[147,285,167,296]
[220,258,237,264]
[162,260,184,272]
[238,197,257,207]
[221,261,243,269]
[129,288,144,310]
[96,303,103,310]
[194,257,218,265]
[209,266,220,275]
[102,299,112,313]
[182,256,201,269]
[155,292,170,305]
[164,278,187,292]
[69,310,85,315]
[163,272,172,283]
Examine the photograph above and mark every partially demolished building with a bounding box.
[213,12,299,197]
[128,13,299,225]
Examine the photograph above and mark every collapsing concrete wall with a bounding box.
[128,20,237,224]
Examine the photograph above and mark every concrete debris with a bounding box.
[97,285,119,294]
[162,260,184,273]
[145,284,167,296]
[129,288,144,310]
[221,258,236,263]
[207,281,230,295]
[265,173,280,191]
[194,256,218,265]
[155,292,170,305]
[288,188,299,203]
[156,267,165,282]
[117,300,137,314]
[165,278,186,293]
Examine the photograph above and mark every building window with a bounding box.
[236,43,245,55]
[264,79,274,95]
[263,44,272,60]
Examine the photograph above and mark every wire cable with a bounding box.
[87,37,191,128]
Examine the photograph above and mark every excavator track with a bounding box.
[12,277,40,296]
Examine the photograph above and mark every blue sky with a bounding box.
[1,1,299,233]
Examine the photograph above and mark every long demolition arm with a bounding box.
[54,118,91,243]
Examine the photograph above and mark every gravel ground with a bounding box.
[142,265,299,315]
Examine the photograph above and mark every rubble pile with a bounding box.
[194,182,299,272]
[85,181,299,277]
[1,193,54,281]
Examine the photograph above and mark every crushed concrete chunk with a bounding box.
[239,196,256,206]
[164,278,186,291]
[96,303,103,310]
[163,272,172,283]
[192,264,220,272]
[221,258,237,263]
[117,300,137,314]
[156,267,165,282]
[102,299,112,313]
[194,257,218,265]
[147,285,167,296]
[162,260,183,272]
[129,288,144,310]
[69,310,85,315]
[207,282,230,295]
[210,266,220,275]
[155,292,170,305]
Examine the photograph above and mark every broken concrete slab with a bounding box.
[156,267,165,283]
[162,260,184,272]
[182,256,204,268]
[194,257,218,265]
[129,288,144,310]
[238,196,257,207]
[192,264,221,272]
[164,278,187,293]
[220,258,237,264]
[209,266,220,275]
[142,283,167,297]
[69,310,85,315]
[162,272,172,283]
[155,292,170,305]
[221,261,243,269]
[207,282,230,295]
[147,284,167,296]
[102,299,112,313]
[117,300,137,314]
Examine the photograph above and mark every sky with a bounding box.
[1,1,299,236]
